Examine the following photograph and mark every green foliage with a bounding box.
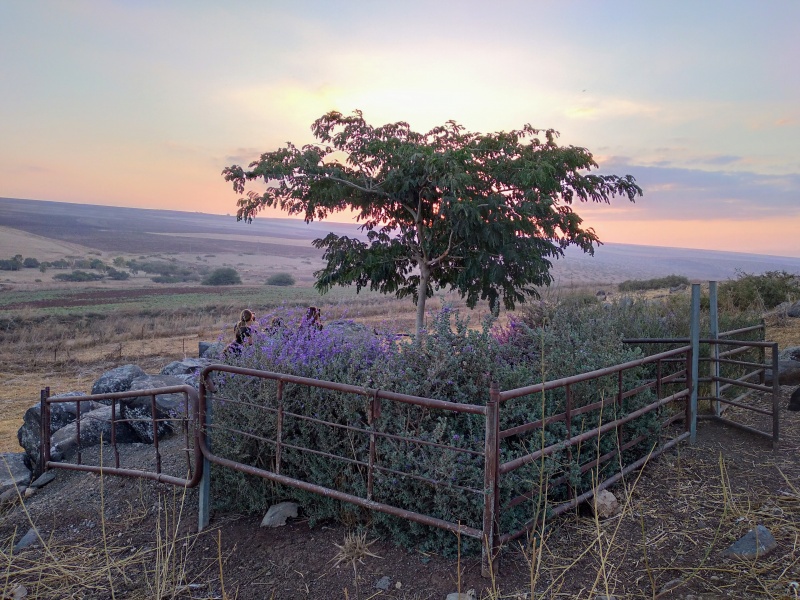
[211,304,673,555]
[202,267,241,286]
[22,257,39,268]
[719,270,800,311]
[266,272,296,286]
[106,267,130,280]
[52,270,104,282]
[618,274,690,292]
[0,255,23,271]
[224,110,642,333]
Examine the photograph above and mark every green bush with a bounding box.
[210,303,674,555]
[618,275,690,292]
[719,270,800,311]
[266,272,296,286]
[22,257,39,268]
[203,267,241,286]
[52,270,104,282]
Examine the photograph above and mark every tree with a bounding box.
[223,110,642,334]
[266,272,296,286]
[203,267,242,286]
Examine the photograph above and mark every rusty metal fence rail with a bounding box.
[40,385,201,487]
[198,346,693,575]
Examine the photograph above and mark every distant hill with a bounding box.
[2,197,799,285]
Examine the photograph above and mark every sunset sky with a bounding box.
[1,1,798,256]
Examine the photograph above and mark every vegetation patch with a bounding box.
[617,274,690,292]
[266,272,296,286]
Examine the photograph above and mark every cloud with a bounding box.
[585,160,800,221]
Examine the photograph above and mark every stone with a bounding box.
[779,346,800,362]
[374,576,391,591]
[0,486,24,508]
[50,405,138,462]
[446,590,476,600]
[764,360,800,386]
[29,471,56,489]
[160,358,213,377]
[789,387,800,411]
[91,364,147,397]
[120,374,191,443]
[787,301,800,318]
[200,342,226,359]
[260,501,300,527]
[722,524,777,559]
[593,489,620,519]
[13,527,39,552]
[0,453,31,495]
[17,393,101,472]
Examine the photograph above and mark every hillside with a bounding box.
[3,197,799,287]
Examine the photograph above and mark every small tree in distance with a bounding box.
[266,272,296,286]
[203,267,242,286]
[224,110,643,334]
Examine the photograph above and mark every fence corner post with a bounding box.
[690,284,701,444]
[198,377,212,532]
[709,281,720,416]
[481,381,500,578]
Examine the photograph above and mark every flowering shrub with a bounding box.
[209,299,755,555]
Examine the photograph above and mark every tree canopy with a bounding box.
[223,110,642,334]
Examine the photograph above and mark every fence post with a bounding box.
[481,382,500,578]
[709,281,720,416]
[198,377,211,532]
[690,284,700,443]
[771,342,780,450]
[37,387,50,479]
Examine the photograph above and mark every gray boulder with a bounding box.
[160,358,212,376]
[17,392,101,472]
[722,524,777,559]
[764,360,800,386]
[779,346,800,362]
[91,364,146,398]
[0,453,31,495]
[120,375,190,443]
[50,405,138,463]
[787,301,800,318]
[199,341,226,358]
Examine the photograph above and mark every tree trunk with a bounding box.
[415,265,430,337]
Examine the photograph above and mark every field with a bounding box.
[3,197,800,598]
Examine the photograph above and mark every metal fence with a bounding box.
[37,282,781,575]
[198,344,693,575]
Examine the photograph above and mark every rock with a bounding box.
[260,501,300,527]
[764,360,800,386]
[0,486,24,508]
[17,393,101,472]
[0,453,31,495]
[789,387,800,411]
[446,590,476,600]
[91,364,146,398]
[160,358,212,377]
[669,284,688,293]
[659,578,683,594]
[592,489,620,519]
[50,405,138,462]
[200,341,226,359]
[787,301,800,318]
[29,471,56,489]
[13,527,39,552]
[722,524,777,559]
[120,375,191,443]
[779,346,800,362]
[374,576,391,591]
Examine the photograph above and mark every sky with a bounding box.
[1,1,798,257]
